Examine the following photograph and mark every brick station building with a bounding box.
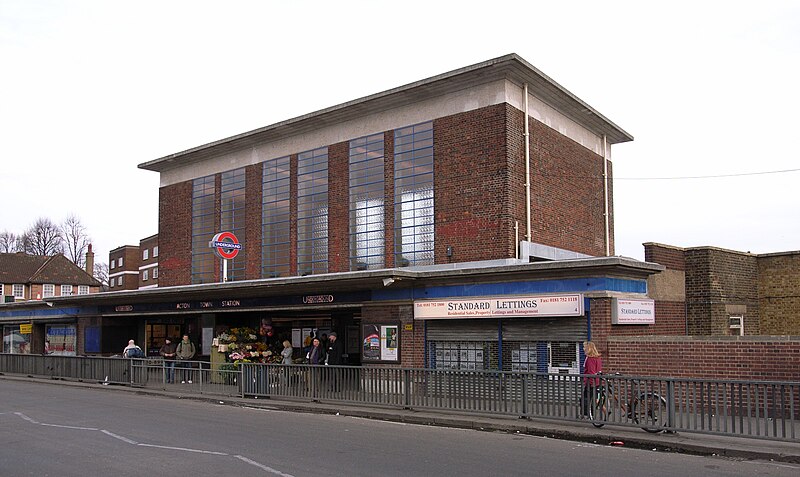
[2,54,679,372]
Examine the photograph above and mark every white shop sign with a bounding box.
[414,294,583,320]
[612,298,655,324]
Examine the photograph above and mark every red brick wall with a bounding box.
[361,304,422,368]
[328,142,349,273]
[528,117,610,256]
[383,131,396,267]
[245,163,263,280]
[156,104,612,284]
[644,243,686,270]
[590,298,687,358]
[607,336,800,381]
[158,181,192,287]
[434,104,514,263]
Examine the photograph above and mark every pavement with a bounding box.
[4,374,800,464]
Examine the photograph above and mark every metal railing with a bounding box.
[1,354,797,442]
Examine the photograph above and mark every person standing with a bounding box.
[325,332,343,366]
[281,340,293,365]
[159,338,177,383]
[176,334,196,384]
[122,339,143,358]
[307,338,325,365]
[325,332,344,392]
[582,340,603,418]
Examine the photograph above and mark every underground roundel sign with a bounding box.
[209,232,242,260]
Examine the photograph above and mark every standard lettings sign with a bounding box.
[611,298,655,324]
[413,294,583,320]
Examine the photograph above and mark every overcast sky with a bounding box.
[1,0,798,265]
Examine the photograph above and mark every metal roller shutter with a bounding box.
[425,319,500,341]
[501,317,587,342]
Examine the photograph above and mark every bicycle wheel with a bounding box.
[633,393,667,433]
[589,390,607,428]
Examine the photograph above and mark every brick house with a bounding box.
[108,234,159,291]
[0,250,101,354]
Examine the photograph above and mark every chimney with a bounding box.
[85,243,95,276]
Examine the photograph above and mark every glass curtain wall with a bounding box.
[220,168,246,281]
[262,156,291,278]
[349,133,385,270]
[191,175,216,284]
[297,147,328,275]
[393,122,434,267]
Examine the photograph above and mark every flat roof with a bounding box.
[139,53,633,173]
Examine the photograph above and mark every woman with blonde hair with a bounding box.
[582,340,603,418]
[281,340,293,365]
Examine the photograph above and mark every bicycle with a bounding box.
[587,373,668,433]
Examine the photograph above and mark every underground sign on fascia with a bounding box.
[413,294,584,319]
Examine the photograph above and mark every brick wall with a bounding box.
[685,248,759,335]
[607,336,800,381]
[528,116,610,256]
[328,141,349,273]
[434,104,514,263]
[644,243,685,271]
[158,181,192,287]
[245,163,263,280]
[156,104,611,284]
[758,252,800,334]
[361,304,422,368]
[590,298,686,358]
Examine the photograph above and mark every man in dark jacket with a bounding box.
[325,332,344,392]
[325,332,343,365]
[159,338,177,383]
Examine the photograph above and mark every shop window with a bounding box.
[45,325,77,355]
[548,341,580,374]
[429,341,494,370]
[3,325,30,354]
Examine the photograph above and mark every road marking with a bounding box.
[15,412,39,424]
[235,455,295,476]
[101,430,139,445]
[40,423,99,431]
[138,443,229,455]
[13,411,291,474]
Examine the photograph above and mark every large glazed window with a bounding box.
[349,133,385,271]
[191,175,216,284]
[221,168,246,281]
[262,156,291,278]
[394,122,434,267]
[297,147,328,275]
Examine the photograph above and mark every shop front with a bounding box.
[415,294,588,374]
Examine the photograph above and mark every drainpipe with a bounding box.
[524,83,531,243]
[602,135,610,256]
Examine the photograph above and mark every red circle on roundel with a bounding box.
[211,232,241,260]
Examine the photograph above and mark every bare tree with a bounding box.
[23,217,64,256]
[94,261,109,287]
[61,214,91,268]
[0,230,20,253]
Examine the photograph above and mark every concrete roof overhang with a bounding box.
[38,256,663,309]
[139,53,633,174]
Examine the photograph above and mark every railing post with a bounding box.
[666,379,676,433]
[521,374,528,417]
[404,369,411,408]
